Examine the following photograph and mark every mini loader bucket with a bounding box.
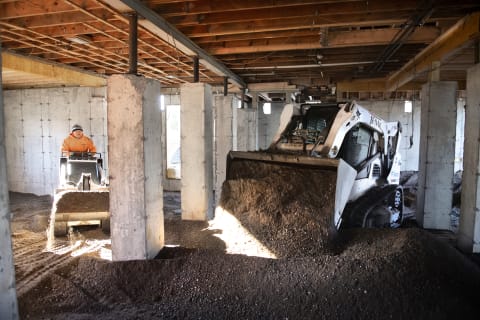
[221,151,357,254]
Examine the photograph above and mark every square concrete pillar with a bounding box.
[107,75,164,261]
[416,81,457,230]
[180,83,214,220]
[214,95,234,205]
[0,47,19,319]
[458,64,480,253]
[236,108,258,151]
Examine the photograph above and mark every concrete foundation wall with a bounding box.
[108,75,164,261]
[257,102,284,150]
[0,49,19,319]
[180,83,214,220]
[3,87,107,195]
[235,108,257,151]
[416,82,457,230]
[458,64,480,253]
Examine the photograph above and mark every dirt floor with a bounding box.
[8,186,480,320]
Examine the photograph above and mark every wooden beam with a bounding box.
[247,82,297,92]
[0,0,74,19]
[180,13,414,38]
[386,12,480,91]
[196,26,439,45]
[149,0,368,16]
[206,27,439,55]
[32,24,102,38]
[337,78,421,92]
[3,11,99,28]
[2,51,106,87]
[165,0,420,26]
[153,0,480,18]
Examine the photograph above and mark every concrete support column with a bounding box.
[236,108,258,151]
[180,83,214,220]
[0,45,19,319]
[107,74,164,261]
[214,94,234,205]
[416,81,457,230]
[458,64,480,253]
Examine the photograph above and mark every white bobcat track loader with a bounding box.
[226,101,404,233]
[52,152,110,236]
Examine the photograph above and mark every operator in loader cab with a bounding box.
[61,124,96,156]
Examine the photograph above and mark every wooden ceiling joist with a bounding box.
[168,3,421,27]
[206,27,440,55]
[180,13,422,39]
[387,12,480,91]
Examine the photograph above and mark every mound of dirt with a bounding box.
[9,192,52,232]
[220,159,337,257]
[17,228,480,320]
[10,191,480,320]
[53,190,109,213]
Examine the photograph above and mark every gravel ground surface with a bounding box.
[9,188,480,320]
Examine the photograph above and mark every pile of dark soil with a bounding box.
[53,190,109,213]
[221,159,338,257]
[9,192,52,232]
[10,189,480,320]
[17,228,480,320]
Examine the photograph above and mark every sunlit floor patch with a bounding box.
[209,206,277,259]
[45,229,112,261]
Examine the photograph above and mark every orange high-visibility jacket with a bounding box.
[61,134,97,153]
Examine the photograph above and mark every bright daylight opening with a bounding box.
[160,94,165,111]
[404,100,412,113]
[166,104,181,179]
[263,102,271,115]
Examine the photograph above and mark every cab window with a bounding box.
[340,125,373,167]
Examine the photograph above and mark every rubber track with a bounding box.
[342,185,398,228]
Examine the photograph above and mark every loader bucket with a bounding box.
[50,190,110,236]
[220,151,356,257]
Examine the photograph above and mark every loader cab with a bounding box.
[279,103,340,147]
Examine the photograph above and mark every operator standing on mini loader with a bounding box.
[61,124,96,156]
